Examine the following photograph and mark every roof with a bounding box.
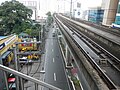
[0,36,6,40]
[1,51,11,59]
[19,32,29,37]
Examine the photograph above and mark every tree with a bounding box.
[24,23,41,38]
[46,11,53,26]
[0,0,33,35]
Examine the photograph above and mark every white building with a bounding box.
[19,0,40,20]
[72,2,81,18]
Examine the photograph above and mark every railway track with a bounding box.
[62,20,120,71]
[57,15,120,60]
[55,15,120,90]
[64,15,120,37]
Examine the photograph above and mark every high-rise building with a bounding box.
[88,7,104,24]
[102,0,119,26]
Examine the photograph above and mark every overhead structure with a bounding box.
[102,0,119,26]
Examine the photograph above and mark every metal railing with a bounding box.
[0,40,61,90]
[0,64,61,90]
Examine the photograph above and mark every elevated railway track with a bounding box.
[57,14,120,60]
[54,14,120,90]
[70,16,120,37]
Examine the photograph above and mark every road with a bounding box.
[20,26,71,90]
[44,27,70,90]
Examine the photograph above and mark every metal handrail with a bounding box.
[0,64,61,90]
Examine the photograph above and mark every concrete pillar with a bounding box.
[102,0,119,26]
[65,45,71,66]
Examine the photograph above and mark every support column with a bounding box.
[102,0,119,26]
[65,45,71,66]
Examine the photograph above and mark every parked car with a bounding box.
[7,74,16,90]
[8,74,15,83]
[52,33,56,37]
[9,83,16,90]
[19,57,32,65]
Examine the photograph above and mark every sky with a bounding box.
[0,0,102,16]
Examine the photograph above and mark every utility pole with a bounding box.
[58,5,59,13]
[64,0,65,13]
[70,0,72,19]
[35,7,37,20]
[14,46,20,90]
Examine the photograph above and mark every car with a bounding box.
[9,83,16,90]
[7,74,16,90]
[8,78,15,83]
[52,33,56,37]
[8,74,15,83]
[19,57,32,65]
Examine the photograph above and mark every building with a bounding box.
[102,0,119,26]
[19,0,39,20]
[72,2,81,18]
[88,7,104,24]
[82,10,88,20]
[112,0,120,28]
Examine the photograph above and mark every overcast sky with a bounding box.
[0,0,102,16]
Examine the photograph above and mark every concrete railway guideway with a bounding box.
[54,14,120,90]
[58,14,120,60]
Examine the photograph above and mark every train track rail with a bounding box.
[63,20,120,72]
[54,15,120,90]
[64,15,120,37]
[57,15,120,60]
[58,15,120,44]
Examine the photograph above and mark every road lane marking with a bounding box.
[53,58,54,62]
[54,73,56,81]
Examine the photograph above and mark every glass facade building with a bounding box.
[88,7,104,24]
[114,0,120,25]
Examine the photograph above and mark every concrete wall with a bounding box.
[102,0,119,26]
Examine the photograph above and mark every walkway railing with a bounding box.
[0,64,61,90]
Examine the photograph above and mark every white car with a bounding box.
[19,57,32,65]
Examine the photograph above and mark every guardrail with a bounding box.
[0,64,61,90]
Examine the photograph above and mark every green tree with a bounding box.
[46,11,53,26]
[0,0,33,35]
[24,23,41,38]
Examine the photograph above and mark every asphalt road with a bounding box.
[44,27,70,90]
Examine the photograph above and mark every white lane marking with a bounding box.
[53,58,54,63]
[54,73,56,81]
[52,49,53,52]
